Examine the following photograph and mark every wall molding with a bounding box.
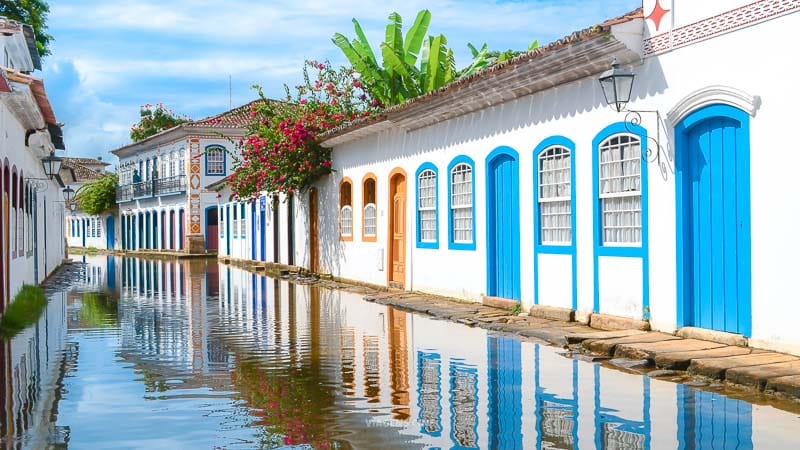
[667,85,760,125]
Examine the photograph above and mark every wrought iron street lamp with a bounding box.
[598,58,635,113]
[40,151,63,180]
[62,186,75,202]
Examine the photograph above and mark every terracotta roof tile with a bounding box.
[62,158,105,182]
[2,66,58,124]
[187,99,265,129]
[62,156,110,166]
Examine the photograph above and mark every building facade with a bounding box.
[0,16,66,313]
[62,157,119,250]
[219,0,800,353]
[112,102,254,254]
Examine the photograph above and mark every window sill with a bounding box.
[448,241,476,251]
[416,241,439,250]
[536,245,573,255]
[597,245,644,258]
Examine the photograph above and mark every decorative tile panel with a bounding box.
[644,0,800,56]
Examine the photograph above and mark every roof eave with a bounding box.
[320,18,643,148]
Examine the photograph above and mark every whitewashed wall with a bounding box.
[66,212,117,250]
[0,102,66,299]
[280,7,800,352]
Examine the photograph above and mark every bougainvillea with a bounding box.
[229,60,379,200]
[130,103,190,142]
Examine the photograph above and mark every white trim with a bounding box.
[667,85,760,125]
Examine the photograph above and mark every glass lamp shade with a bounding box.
[62,186,75,202]
[598,58,635,112]
[41,152,63,179]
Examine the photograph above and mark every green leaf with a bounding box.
[529,40,539,50]
[352,19,378,66]
[403,9,431,67]
[384,12,404,74]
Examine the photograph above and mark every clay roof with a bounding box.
[186,99,264,129]
[320,8,643,146]
[62,158,105,182]
[111,100,267,155]
[2,67,58,124]
[63,156,110,167]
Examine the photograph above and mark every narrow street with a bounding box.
[2,255,799,448]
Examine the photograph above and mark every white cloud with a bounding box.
[42,0,641,158]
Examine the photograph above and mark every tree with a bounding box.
[333,10,456,107]
[129,103,190,142]
[0,0,53,57]
[229,60,378,200]
[76,173,118,215]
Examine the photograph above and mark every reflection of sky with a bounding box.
[57,333,259,449]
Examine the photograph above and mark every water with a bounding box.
[2,256,799,449]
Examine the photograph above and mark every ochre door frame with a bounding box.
[387,168,407,287]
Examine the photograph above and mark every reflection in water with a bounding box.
[1,256,799,448]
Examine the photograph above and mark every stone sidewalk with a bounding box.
[354,288,800,401]
[225,259,800,403]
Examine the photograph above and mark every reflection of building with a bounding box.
[0,291,68,447]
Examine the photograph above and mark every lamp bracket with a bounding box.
[621,108,673,181]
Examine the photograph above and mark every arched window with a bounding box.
[416,164,438,248]
[538,145,572,245]
[178,148,186,176]
[205,145,226,175]
[339,178,353,240]
[598,134,642,244]
[448,157,474,248]
[169,151,176,177]
[362,174,377,241]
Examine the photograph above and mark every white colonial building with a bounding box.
[112,102,254,254]
[0,16,66,313]
[220,0,800,354]
[62,157,119,250]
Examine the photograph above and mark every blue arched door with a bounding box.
[106,216,115,249]
[486,147,520,300]
[676,104,751,336]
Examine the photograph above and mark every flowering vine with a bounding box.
[229,60,380,200]
[130,103,191,142]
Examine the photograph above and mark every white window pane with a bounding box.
[598,134,642,245]
[340,206,353,237]
[364,203,377,237]
[450,164,472,243]
[418,169,437,242]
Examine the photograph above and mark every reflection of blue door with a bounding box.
[259,197,266,261]
[486,147,520,300]
[487,335,522,450]
[106,216,115,249]
[677,385,752,449]
[676,105,751,336]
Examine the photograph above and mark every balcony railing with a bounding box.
[116,175,186,203]
[156,175,187,196]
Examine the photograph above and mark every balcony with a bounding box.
[116,175,186,203]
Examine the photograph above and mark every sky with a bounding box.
[39,0,641,166]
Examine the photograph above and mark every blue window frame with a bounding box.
[591,122,649,314]
[447,155,476,251]
[205,145,226,176]
[533,136,577,309]
[415,162,438,249]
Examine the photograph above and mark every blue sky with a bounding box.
[40,0,640,164]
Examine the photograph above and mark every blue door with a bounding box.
[259,197,266,261]
[486,147,520,300]
[82,219,87,247]
[106,216,115,249]
[250,203,256,260]
[676,105,751,336]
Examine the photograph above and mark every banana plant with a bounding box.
[333,10,456,106]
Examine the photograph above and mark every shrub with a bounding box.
[0,285,48,337]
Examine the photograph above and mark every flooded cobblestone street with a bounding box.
[1,256,799,449]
